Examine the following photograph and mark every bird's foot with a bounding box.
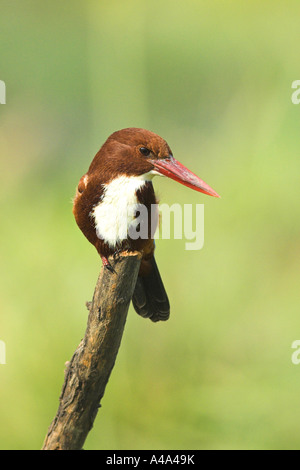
[113,247,123,260]
[101,255,116,274]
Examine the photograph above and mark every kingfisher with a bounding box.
[73,128,219,323]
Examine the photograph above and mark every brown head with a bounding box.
[85,127,220,197]
[87,127,172,182]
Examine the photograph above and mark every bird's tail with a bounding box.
[132,256,170,322]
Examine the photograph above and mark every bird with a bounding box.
[73,128,219,323]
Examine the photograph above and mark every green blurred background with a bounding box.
[1,0,300,450]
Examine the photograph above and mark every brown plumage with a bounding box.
[73,128,219,322]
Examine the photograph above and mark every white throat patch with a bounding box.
[90,173,154,248]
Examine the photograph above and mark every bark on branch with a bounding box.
[42,251,142,450]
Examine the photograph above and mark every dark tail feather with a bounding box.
[132,257,170,322]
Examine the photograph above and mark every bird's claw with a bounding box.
[113,248,123,260]
[105,264,117,274]
[101,255,117,274]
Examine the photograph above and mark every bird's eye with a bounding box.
[139,147,151,157]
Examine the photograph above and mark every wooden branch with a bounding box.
[42,251,142,450]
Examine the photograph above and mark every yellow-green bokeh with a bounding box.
[1,0,300,450]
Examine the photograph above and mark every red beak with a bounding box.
[151,157,220,198]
